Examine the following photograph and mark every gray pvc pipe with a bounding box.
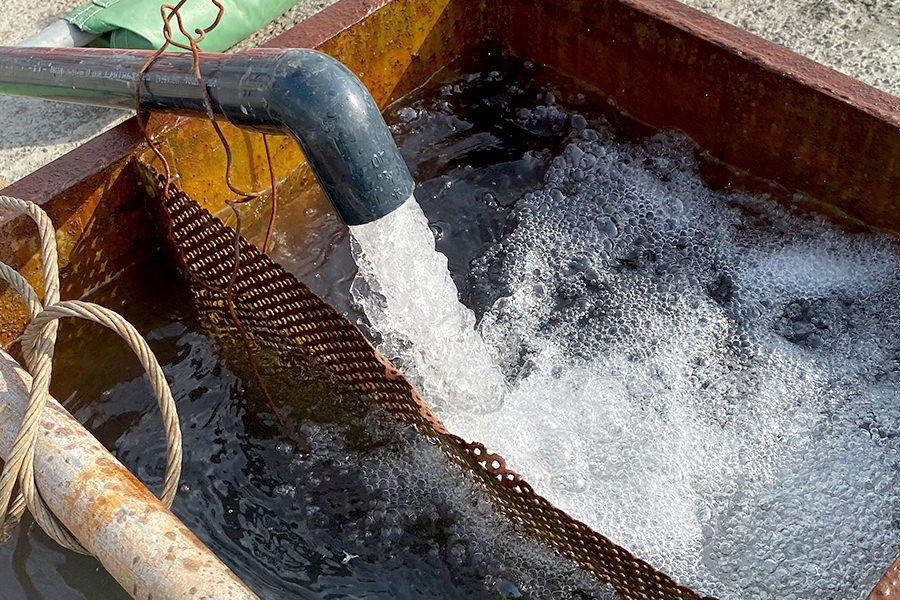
[17,20,100,48]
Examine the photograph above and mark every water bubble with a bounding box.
[398,106,418,122]
[595,216,618,239]
[355,78,900,600]
[571,114,588,130]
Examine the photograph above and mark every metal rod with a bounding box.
[0,349,261,600]
[0,46,413,225]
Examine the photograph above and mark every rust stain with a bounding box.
[308,0,477,108]
[61,451,157,539]
[264,0,395,50]
[136,120,302,216]
[869,556,900,600]
[181,557,202,572]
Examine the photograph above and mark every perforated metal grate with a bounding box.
[147,172,713,600]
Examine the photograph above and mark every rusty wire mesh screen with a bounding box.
[146,172,713,600]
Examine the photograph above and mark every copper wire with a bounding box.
[136,0,287,430]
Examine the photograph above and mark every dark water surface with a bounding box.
[0,257,610,600]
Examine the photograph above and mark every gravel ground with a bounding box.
[0,0,125,184]
[679,0,900,97]
[0,0,339,185]
[0,0,895,184]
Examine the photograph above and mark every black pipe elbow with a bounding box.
[0,47,412,224]
[213,49,414,226]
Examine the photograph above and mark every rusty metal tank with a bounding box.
[0,0,897,598]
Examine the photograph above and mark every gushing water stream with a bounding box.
[349,197,507,415]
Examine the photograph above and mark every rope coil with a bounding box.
[0,195,182,554]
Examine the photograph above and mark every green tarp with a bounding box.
[66,0,299,51]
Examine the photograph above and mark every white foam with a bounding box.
[349,198,508,414]
[350,115,900,598]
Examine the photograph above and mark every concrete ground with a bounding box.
[0,0,895,184]
[680,0,900,97]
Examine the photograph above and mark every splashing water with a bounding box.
[349,64,900,600]
[349,197,508,415]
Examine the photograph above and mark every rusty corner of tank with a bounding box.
[870,556,900,600]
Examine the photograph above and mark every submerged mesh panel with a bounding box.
[147,172,713,600]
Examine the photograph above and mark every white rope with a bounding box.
[0,195,182,554]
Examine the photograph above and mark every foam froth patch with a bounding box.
[355,87,900,598]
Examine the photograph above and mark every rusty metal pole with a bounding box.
[0,349,261,600]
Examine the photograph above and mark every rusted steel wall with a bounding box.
[0,119,149,344]
[0,350,260,600]
[135,121,304,216]
[265,0,483,108]
[490,0,900,232]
